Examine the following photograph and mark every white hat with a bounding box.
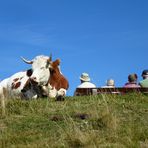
[106,79,115,86]
[80,73,90,82]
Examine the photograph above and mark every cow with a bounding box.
[0,55,52,99]
[41,58,69,100]
[0,54,53,115]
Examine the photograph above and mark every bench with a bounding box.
[74,87,148,96]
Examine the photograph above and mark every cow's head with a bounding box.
[21,55,52,86]
[49,58,69,90]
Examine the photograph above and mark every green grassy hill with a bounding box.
[0,94,148,147]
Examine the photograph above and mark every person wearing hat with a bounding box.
[77,72,96,88]
[74,72,96,96]
[139,70,148,87]
[101,79,115,88]
[124,73,140,88]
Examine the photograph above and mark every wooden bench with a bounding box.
[74,87,148,96]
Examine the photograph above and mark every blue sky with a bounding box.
[0,0,147,96]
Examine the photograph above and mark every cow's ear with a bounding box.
[51,59,61,69]
[56,59,60,65]
[53,59,60,67]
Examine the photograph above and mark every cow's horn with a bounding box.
[49,53,52,61]
[21,56,33,64]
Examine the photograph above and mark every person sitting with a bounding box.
[74,72,96,96]
[139,69,148,87]
[77,72,96,88]
[101,79,115,88]
[124,73,140,88]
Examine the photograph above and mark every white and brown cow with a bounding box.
[42,58,69,100]
[0,55,52,99]
[0,54,52,115]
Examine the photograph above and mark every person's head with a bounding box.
[128,73,138,83]
[80,73,90,83]
[106,79,115,86]
[141,69,148,79]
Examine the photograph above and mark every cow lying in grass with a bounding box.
[0,55,69,116]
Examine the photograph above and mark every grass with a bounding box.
[0,93,148,147]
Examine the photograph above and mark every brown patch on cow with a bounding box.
[49,59,69,90]
[13,78,19,82]
[11,82,21,89]
[15,82,21,89]
[26,69,33,77]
